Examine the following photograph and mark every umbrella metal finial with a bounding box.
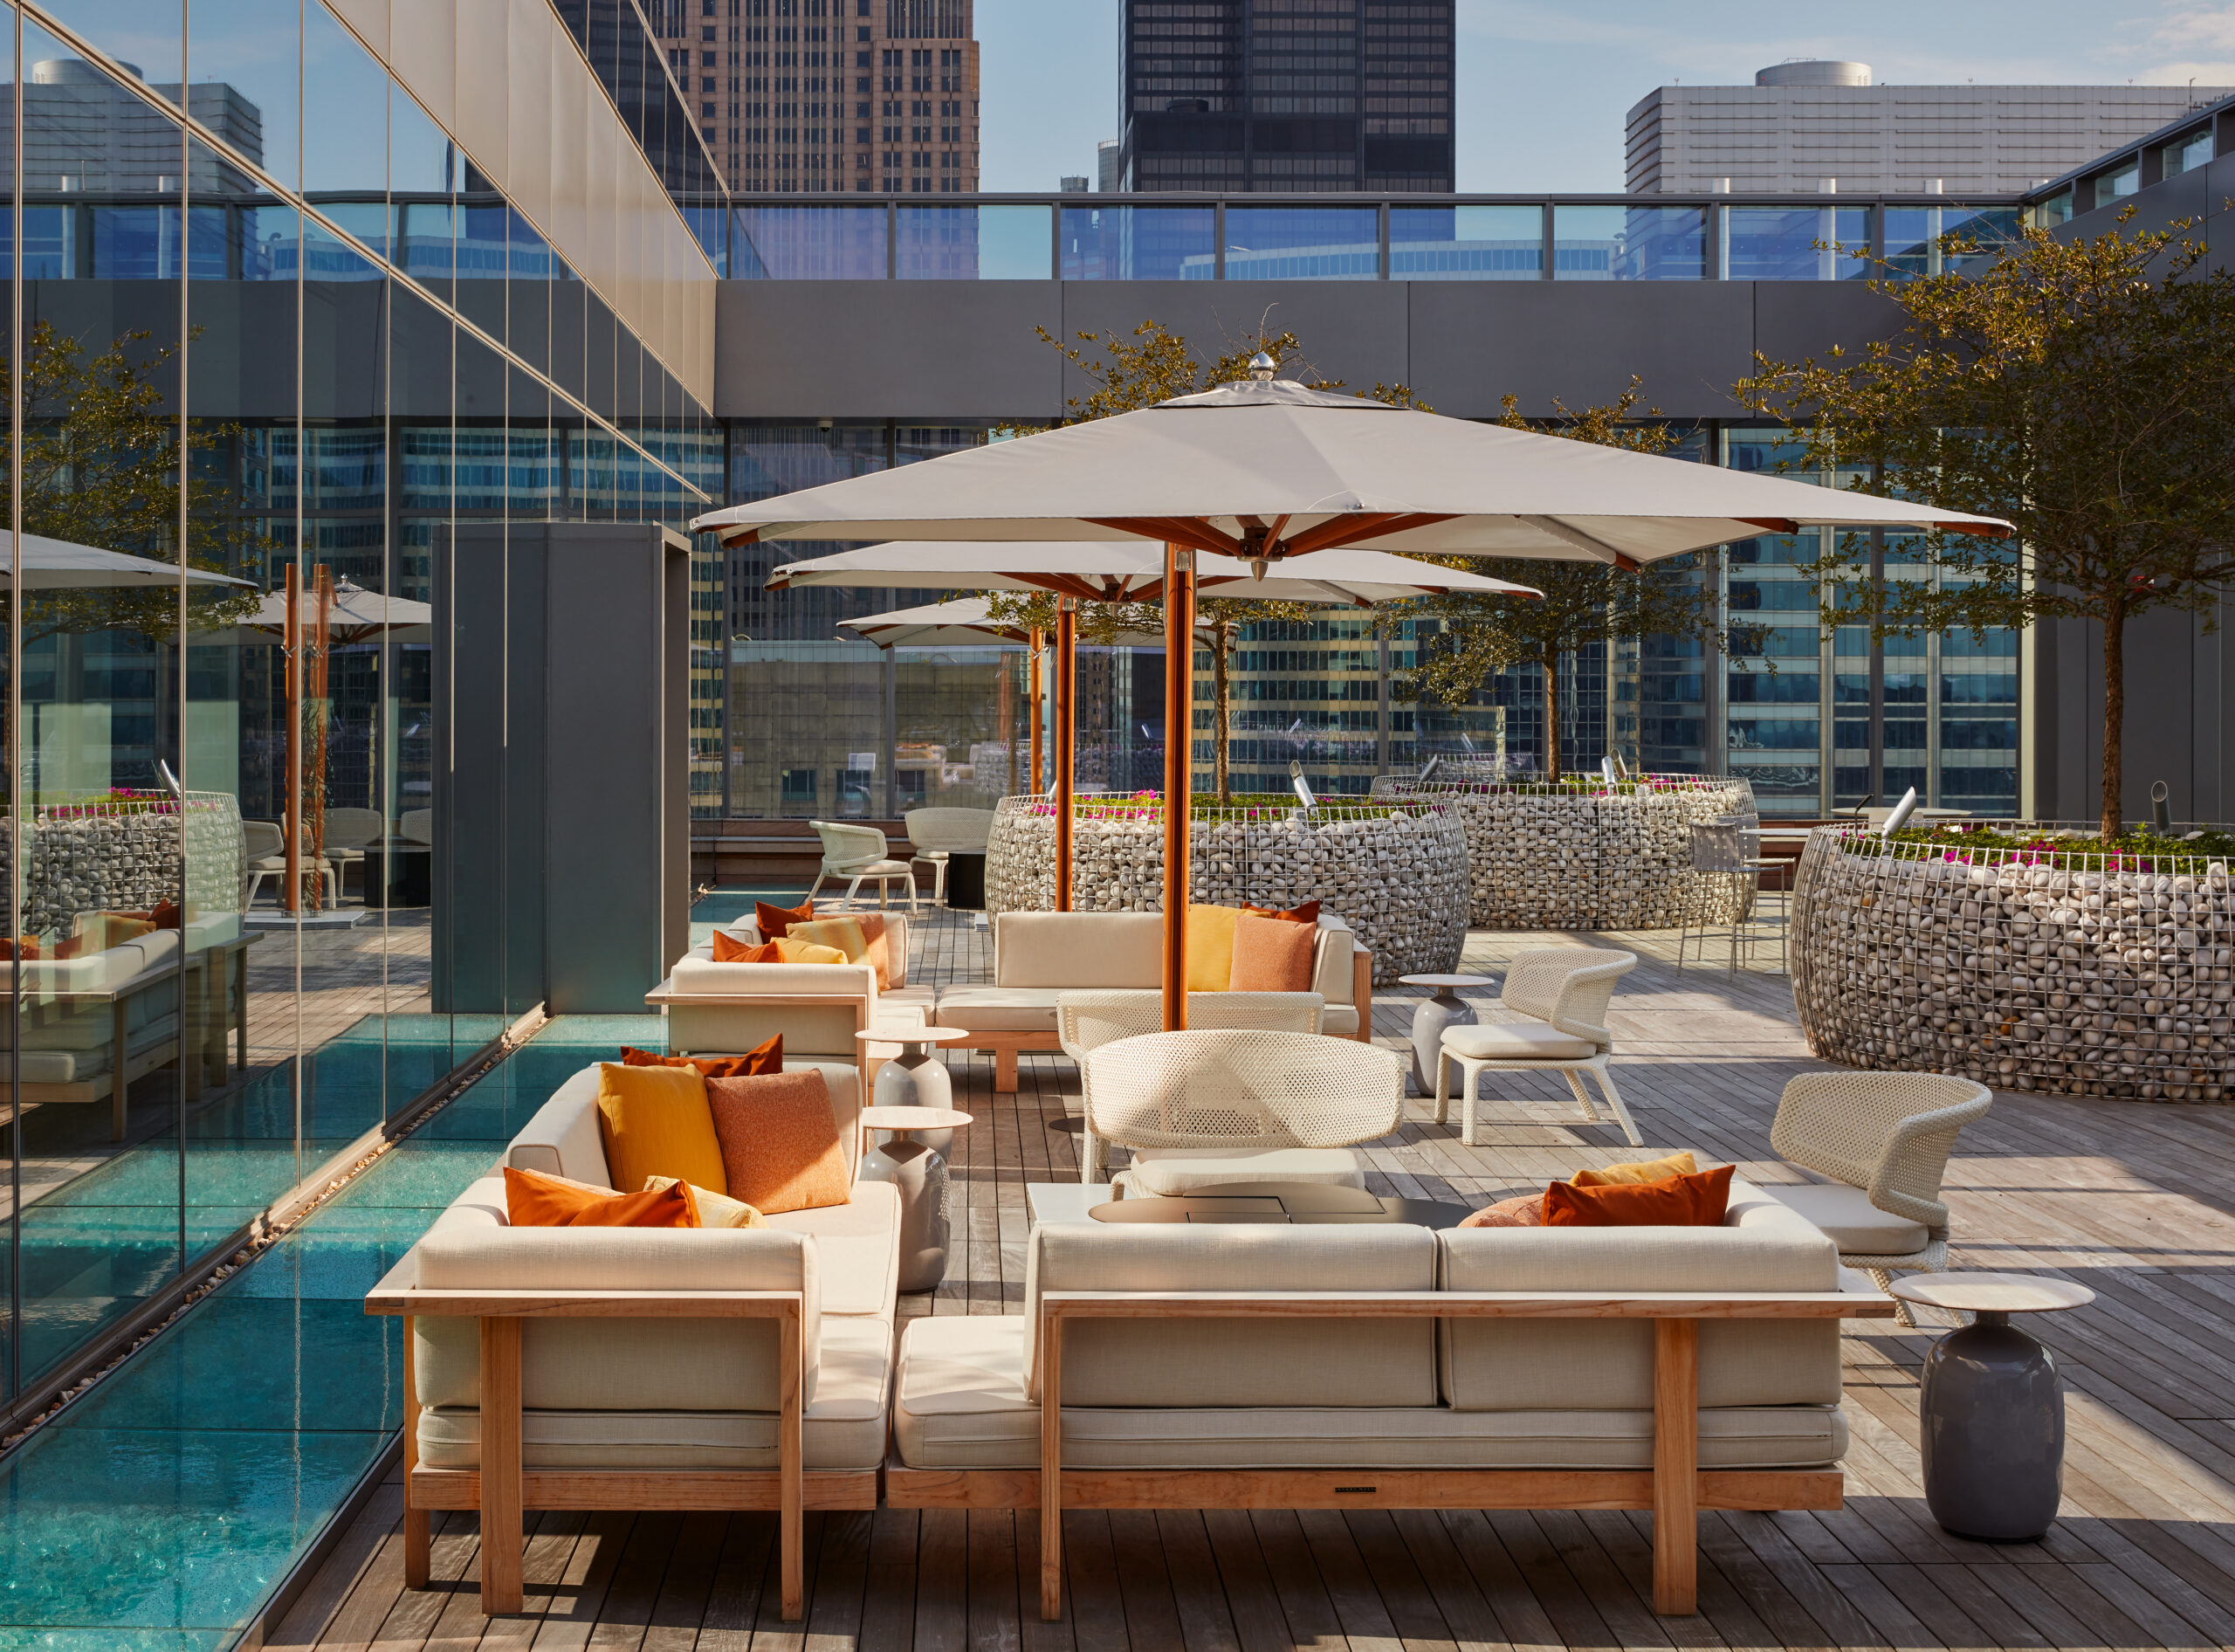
[1248,351,1277,381]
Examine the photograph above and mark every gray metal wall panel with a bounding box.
[1750,281,1908,373]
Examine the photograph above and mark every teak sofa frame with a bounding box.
[885,1287,1895,1620]
[365,1279,867,1622]
[953,947,1378,1091]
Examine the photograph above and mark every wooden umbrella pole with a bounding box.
[1028,626,1043,794]
[310,566,333,912]
[1054,598,1077,912]
[1160,544,1195,1031]
[283,564,300,916]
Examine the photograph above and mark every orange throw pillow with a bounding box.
[705,1070,852,1215]
[622,1037,785,1079]
[1228,911,1316,993]
[502,1166,701,1228]
[1542,1164,1734,1229]
[712,932,782,962]
[0,938,41,960]
[755,898,815,939]
[1241,900,1320,926]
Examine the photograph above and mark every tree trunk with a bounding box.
[2101,582,2127,841]
[1212,619,1231,802]
[1543,651,1562,778]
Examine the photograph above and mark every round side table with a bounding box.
[859,1026,968,1153]
[856,1105,973,1293]
[1890,1271,2095,1541]
[1398,974,1495,1096]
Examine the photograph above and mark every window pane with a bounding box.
[186,0,301,189]
[732,205,887,279]
[2163,127,2214,177]
[1883,205,2021,278]
[1723,206,1870,280]
[38,0,181,104]
[1058,204,1214,279]
[1389,204,1540,279]
[1221,206,1379,280]
[1554,204,1704,280]
[304,0,386,244]
[893,203,1049,279]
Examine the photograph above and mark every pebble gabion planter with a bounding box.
[1791,825,2235,1102]
[983,795,1469,982]
[0,794,245,939]
[1368,774,1759,930]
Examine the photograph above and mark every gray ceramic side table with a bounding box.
[1398,974,1496,1095]
[859,1026,967,1154]
[856,1105,973,1292]
[1890,1271,2095,1541]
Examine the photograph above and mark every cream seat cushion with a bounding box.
[892,1316,1846,1471]
[1120,1146,1366,1197]
[934,987,1062,1033]
[764,1180,899,1316]
[1756,1182,1931,1256]
[1441,1022,1599,1061]
[420,1314,891,1472]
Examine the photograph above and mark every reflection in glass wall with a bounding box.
[0,1,716,1414]
[1723,206,1871,280]
[1553,205,1707,280]
[1219,207,1380,281]
[1389,205,1543,280]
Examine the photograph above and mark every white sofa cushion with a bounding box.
[420,1314,891,1472]
[1441,1022,1599,1061]
[1121,1146,1365,1196]
[892,1316,1846,1471]
[934,987,1062,1033]
[1436,1179,1844,1411]
[1756,1182,1931,1256]
[1309,916,1354,1006]
[1023,1222,1438,1408]
[765,1180,899,1316]
[995,912,1163,988]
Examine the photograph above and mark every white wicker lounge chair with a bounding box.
[1056,989,1326,1181]
[1760,1070,1991,1325]
[904,807,994,905]
[1433,948,1642,1146]
[807,819,918,912]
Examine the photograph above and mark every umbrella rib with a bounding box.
[1085,517,1243,558]
[1279,513,1454,556]
[1519,516,1642,571]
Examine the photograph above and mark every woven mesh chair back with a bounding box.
[1083,1029,1401,1151]
[1057,990,1324,1064]
[1771,1070,1991,1228]
[1498,948,1636,1046]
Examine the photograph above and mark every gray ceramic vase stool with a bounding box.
[858,1027,967,1155]
[1891,1272,2096,1541]
[1398,974,1490,1096]
[855,1105,973,1292]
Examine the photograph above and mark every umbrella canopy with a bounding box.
[233,575,434,645]
[696,376,2011,567]
[840,598,1182,650]
[769,540,1543,604]
[0,530,256,589]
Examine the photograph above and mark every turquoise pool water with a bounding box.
[0,1015,657,1649]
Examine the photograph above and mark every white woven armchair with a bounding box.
[1432,948,1641,1146]
[1761,1070,1991,1324]
[1056,990,1324,1182]
[806,820,918,912]
[904,807,994,905]
[1082,1029,1402,1199]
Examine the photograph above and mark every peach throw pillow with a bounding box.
[595,1063,730,1197]
[1228,911,1316,993]
[705,1070,852,1215]
[1458,1193,1547,1229]
[503,1166,700,1228]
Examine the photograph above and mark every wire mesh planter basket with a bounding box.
[0,792,246,940]
[1368,773,1759,929]
[984,793,1469,981]
[1791,823,2235,1102]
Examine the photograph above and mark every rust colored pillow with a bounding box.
[1241,900,1320,926]
[1458,1192,1546,1229]
[1542,1164,1734,1229]
[755,898,816,939]
[502,1166,701,1228]
[705,1070,852,1215]
[0,938,41,960]
[711,931,782,962]
[621,1036,784,1079]
[1227,910,1317,993]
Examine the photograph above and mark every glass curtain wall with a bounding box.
[0,0,715,1418]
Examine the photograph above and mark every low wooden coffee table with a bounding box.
[1090,1180,1472,1229]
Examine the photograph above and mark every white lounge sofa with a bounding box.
[937,911,1373,1091]
[888,1176,1888,1619]
[368,1062,904,1623]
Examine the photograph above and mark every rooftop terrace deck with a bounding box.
[277,909,2235,1652]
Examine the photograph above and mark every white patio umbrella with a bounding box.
[0,529,256,589]
[695,365,2004,1029]
[230,575,434,644]
[839,596,1179,650]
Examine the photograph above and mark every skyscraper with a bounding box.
[1120,0,1453,193]
[654,0,979,194]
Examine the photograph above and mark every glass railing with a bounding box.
[720,194,2027,282]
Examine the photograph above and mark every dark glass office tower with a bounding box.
[1121,0,1453,193]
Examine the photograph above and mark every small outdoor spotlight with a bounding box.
[2152,780,2172,835]
[1289,758,1317,814]
[1880,786,1920,840]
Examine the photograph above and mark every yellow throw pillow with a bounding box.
[785,917,868,964]
[1570,1149,1699,1187]
[643,1174,766,1229]
[772,937,848,965]
[595,1063,730,1197]
[1184,905,1242,993]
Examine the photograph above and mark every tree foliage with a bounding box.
[1732,211,2235,836]
[1402,379,1762,776]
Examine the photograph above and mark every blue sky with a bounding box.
[980,0,2235,193]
